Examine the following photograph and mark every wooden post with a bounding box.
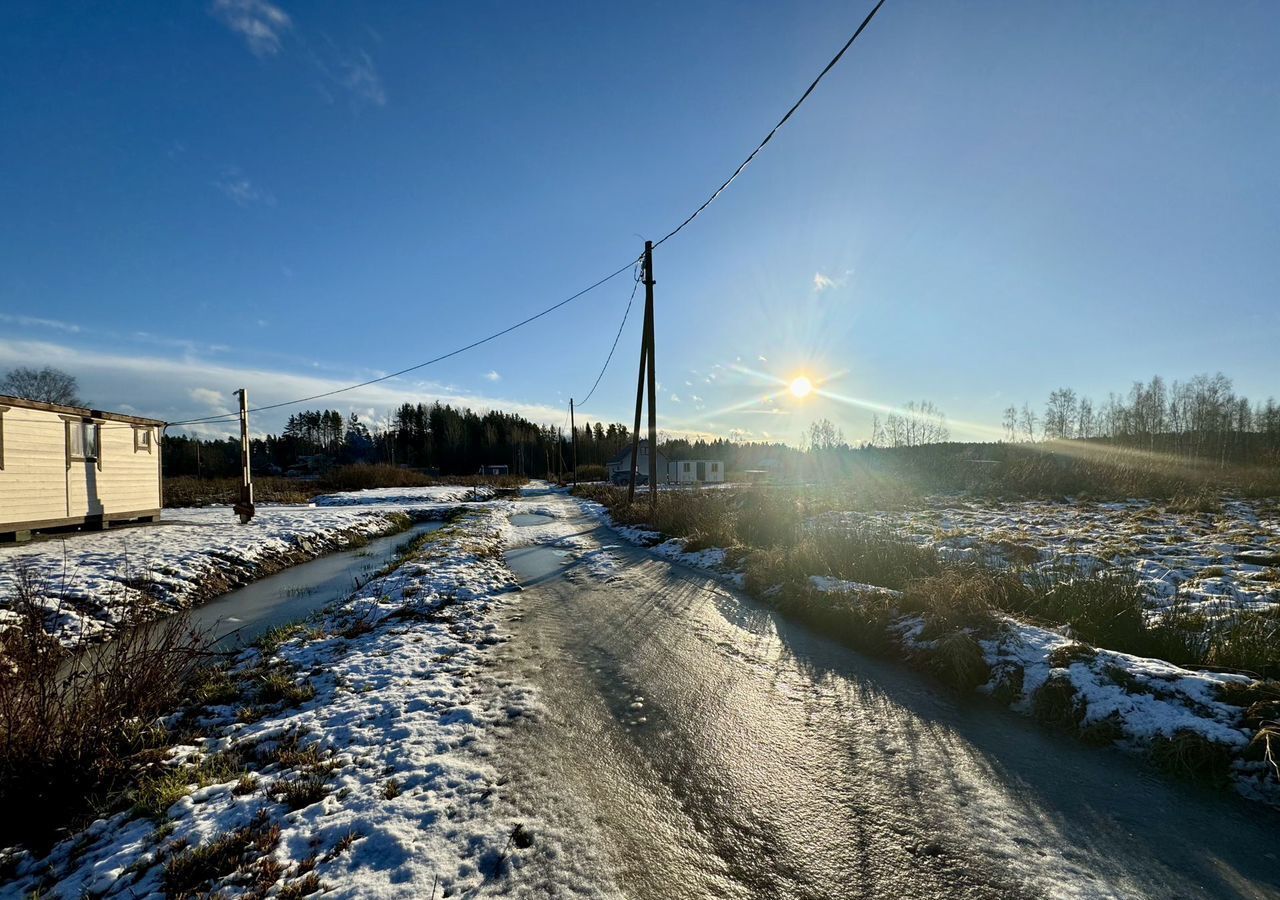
[627,243,656,504]
[233,389,255,524]
[570,399,578,488]
[643,241,657,505]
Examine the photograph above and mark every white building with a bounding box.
[668,459,724,484]
[0,395,164,541]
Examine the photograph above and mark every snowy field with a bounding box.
[3,500,625,898]
[815,497,1280,618]
[0,486,488,644]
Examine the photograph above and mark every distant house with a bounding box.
[0,394,164,541]
[668,459,724,484]
[480,464,509,476]
[605,441,669,484]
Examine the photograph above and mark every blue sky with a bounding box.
[2,1,1277,442]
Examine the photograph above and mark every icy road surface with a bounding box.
[498,490,1280,900]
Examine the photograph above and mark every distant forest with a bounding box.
[163,402,639,480]
[162,372,1277,485]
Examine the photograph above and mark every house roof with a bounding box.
[0,394,166,426]
[606,442,666,465]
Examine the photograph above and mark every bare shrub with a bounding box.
[0,565,213,848]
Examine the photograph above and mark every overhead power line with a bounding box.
[653,0,887,248]
[169,1,888,430]
[578,264,641,407]
[168,256,640,427]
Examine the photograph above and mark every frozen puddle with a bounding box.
[510,512,556,527]
[504,543,572,586]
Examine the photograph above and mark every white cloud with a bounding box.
[0,313,81,333]
[190,387,235,418]
[211,0,292,57]
[214,167,275,207]
[813,269,853,293]
[757,355,768,363]
[0,338,568,438]
[670,394,681,403]
[484,370,501,382]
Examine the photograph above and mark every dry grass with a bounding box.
[0,565,213,849]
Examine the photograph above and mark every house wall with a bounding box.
[95,422,162,513]
[0,405,161,531]
[668,460,725,483]
[0,405,70,523]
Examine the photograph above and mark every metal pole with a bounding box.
[234,388,255,524]
[644,241,658,505]
[570,399,577,488]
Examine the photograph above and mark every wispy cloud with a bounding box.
[308,37,388,109]
[484,370,501,382]
[0,338,569,438]
[0,313,81,333]
[210,0,292,57]
[337,49,386,107]
[214,167,275,207]
[813,269,853,293]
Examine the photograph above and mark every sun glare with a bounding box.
[789,376,813,399]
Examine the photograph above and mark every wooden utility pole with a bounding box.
[233,388,255,524]
[627,241,658,505]
[569,399,577,487]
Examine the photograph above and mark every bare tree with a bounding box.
[884,401,950,447]
[1002,405,1019,442]
[807,418,845,451]
[1043,388,1079,440]
[1077,397,1095,439]
[1019,402,1038,443]
[0,366,82,405]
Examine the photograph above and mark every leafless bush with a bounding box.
[0,564,213,849]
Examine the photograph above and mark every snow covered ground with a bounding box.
[0,487,489,645]
[2,500,622,899]
[814,497,1280,618]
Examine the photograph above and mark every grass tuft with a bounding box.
[923,631,991,691]
[1147,730,1235,785]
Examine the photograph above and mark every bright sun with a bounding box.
[789,376,813,399]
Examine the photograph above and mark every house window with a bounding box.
[684,462,691,472]
[70,421,99,460]
[134,426,153,453]
[711,462,719,471]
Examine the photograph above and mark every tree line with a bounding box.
[163,402,637,480]
[1004,372,1280,464]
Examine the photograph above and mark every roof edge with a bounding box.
[0,394,166,426]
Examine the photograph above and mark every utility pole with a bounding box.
[570,398,577,488]
[627,241,658,505]
[233,388,255,525]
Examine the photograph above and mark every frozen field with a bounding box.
[815,497,1280,618]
